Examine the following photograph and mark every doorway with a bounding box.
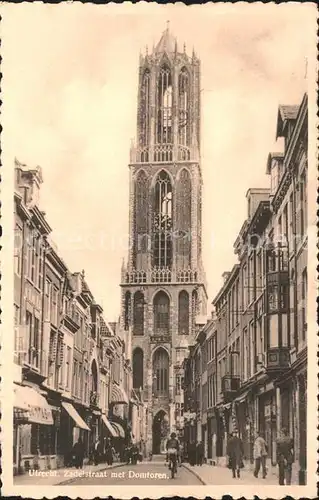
[152,410,168,454]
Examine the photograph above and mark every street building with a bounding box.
[13,160,141,475]
[120,25,208,455]
[183,93,308,483]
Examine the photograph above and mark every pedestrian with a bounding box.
[196,441,204,466]
[72,437,84,469]
[227,431,244,479]
[189,441,196,466]
[253,431,268,479]
[276,427,294,485]
[105,437,113,466]
[93,438,101,465]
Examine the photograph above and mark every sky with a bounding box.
[2,2,316,321]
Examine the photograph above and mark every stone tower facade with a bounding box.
[120,25,207,454]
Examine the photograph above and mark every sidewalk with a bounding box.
[182,463,298,486]
[13,461,125,486]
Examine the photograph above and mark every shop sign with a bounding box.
[28,405,53,425]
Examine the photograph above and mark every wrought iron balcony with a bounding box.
[221,375,240,401]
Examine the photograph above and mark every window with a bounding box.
[133,291,144,336]
[301,268,307,341]
[176,169,191,267]
[133,348,144,389]
[156,65,172,144]
[14,225,23,275]
[153,170,173,268]
[178,290,189,334]
[268,284,279,312]
[73,361,78,395]
[66,346,71,389]
[45,279,51,321]
[178,67,190,146]
[242,264,248,308]
[134,171,149,267]
[153,348,169,396]
[140,70,150,148]
[14,304,19,327]
[51,287,59,326]
[124,291,131,330]
[176,375,181,395]
[153,291,170,335]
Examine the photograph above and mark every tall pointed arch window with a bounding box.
[134,170,149,268]
[140,69,150,151]
[153,171,172,268]
[133,291,144,336]
[176,169,191,268]
[124,291,131,330]
[178,67,190,147]
[153,347,169,396]
[192,289,198,332]
[153,291,170,336]
[133,348,144,389]
[156,65,172,144]
[178,291,190,335]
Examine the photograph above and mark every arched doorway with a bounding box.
[152,410,169,454]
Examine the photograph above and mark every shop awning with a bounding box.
[101,415,117,437]
[14,384,54,425]
[62,402,90,431]
[234,389,251,404]
[110,384,129,405]
[111,421,125,438]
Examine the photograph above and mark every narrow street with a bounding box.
[60,462,202,485]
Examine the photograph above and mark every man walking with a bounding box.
[276,427,294,485]
[227,431,244,479]
[253,431,268,479]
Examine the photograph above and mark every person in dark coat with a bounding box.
[72,437,85,469]
[105,437,113,466]
[276,427,294,485]
[227,431,244,479]
[196,441,204,466]
[189,441,196,466]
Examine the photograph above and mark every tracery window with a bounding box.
[134,170,149,268]
[178,67,190,146]
[153,347,169,396]
[156,65,172,144]
[178,290,190,335]
[124,291,131,330]
[133,291,144,336]
[140,70,150,149]
[153,170,172,268]
[153,291,170,335]
[176,169,191,267]
[133,348,144,389]
[192,289,198,331]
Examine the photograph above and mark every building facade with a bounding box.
[13,160,136,475]
[183,93,308,483]
[120,25,207,455]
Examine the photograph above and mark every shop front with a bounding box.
[258,388,277,465]
[59,401,91,466]
[13,383,56,474]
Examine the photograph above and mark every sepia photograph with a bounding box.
[1,2,317,498]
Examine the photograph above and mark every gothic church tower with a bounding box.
[120,24,207,454]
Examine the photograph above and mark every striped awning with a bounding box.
[111,421,125,438]
[14,384,53,425]
[101,414,117,437]
[62,402,90,431]
[110,384,129,405]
